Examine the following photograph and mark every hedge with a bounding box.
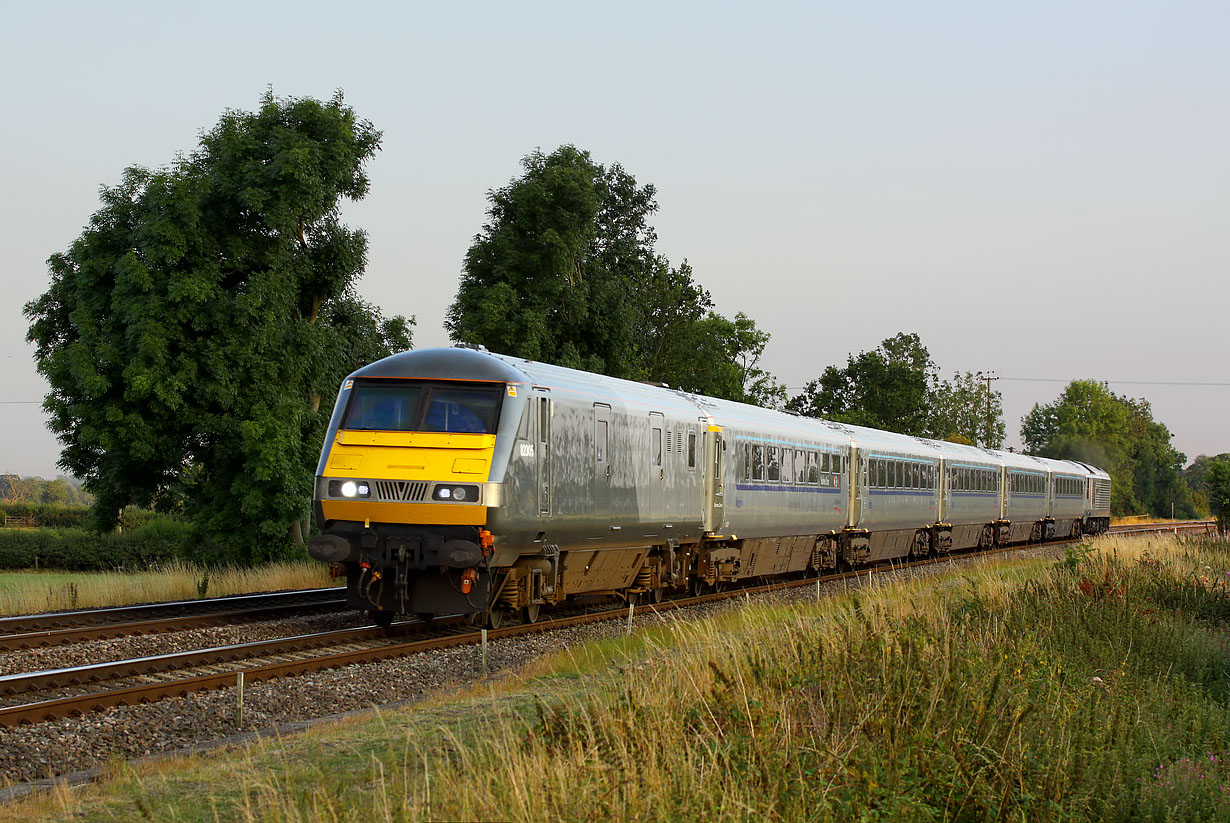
[0,503,161,531]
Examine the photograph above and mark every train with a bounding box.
[307,345,1111,627]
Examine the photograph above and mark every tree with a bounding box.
[446,146,779,404]
[786,333,937,434]
[1021,380,1193,517]
[25,91,412,555]
[930,371,1006,448]
[1181,453,1230,503]
[1204,458,1230,530]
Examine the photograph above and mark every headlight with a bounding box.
[433,484,479,502]
[328,479,371,498]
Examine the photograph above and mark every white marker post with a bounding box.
[481,629,488,677]
[627,601,634,635]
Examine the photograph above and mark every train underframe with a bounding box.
[314,514,1113,627]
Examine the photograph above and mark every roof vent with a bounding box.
[453,342,489,352]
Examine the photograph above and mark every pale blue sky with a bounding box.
[2,1,1227,476]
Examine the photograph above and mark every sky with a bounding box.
[2,1,1227,478]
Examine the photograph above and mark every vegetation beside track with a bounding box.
[12,534,1230,822]
[0,560,335,616]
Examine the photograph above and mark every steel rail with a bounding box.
[0,587,344,635]
[0,597,350,651]
[0,523,1218,727]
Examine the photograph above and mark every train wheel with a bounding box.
[415,613,436,623]
[913,531,930,558]
[1030,523,1043,544]
[980,525,994,549]
[689,577,705,597]
[1072,521,1083,540]
[523,603,541,624]
[650,587,664,604]
[369,610,394,628]
[486,608,505,629]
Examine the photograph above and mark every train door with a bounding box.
[648,412,666,522]
[703,426,725,533]
[593,403,611,519]
[939,459,950,523]
[534,390,552,518]
[999,467,1008,520]
[851,447,867,527]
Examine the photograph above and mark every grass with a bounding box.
[0,560,337,615]
[10,534,1230,822]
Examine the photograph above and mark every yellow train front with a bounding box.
[307,347,525,625]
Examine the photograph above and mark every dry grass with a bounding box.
[0,560,336,615]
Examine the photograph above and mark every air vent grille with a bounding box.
[374,480,429,502]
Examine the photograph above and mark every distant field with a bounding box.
[0,561,337,615]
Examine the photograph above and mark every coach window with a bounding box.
[651,427,662,467]
[752,444,765,481]
[780,448,793,484]
[596,420,608,463]
[688,432,697,469]
[808,452,820,483]
[767,446,781,482]
[911,464,920,489]
[795,449,806,484]
[742,444,751,480]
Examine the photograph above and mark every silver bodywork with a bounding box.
[312,347,1113,618]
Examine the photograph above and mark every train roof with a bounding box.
[353,348,1110,476]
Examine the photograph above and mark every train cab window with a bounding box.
[752,444,765,480]
[808,452,820,483]
[688,432,697,469]
[651,427,663,467]
[767,446,781,482]
[596,420,608,463]
[345,381,502,434]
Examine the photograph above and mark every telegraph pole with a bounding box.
[982,371,999,447]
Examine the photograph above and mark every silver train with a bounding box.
[308,346,1111,625]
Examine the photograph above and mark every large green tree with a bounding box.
[929,371,1006,448]
[25,91,411,555]
[446,146,780,404]
[787,333,1004,445]
[1020,380,1193,517]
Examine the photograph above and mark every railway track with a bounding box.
[0,588,347,650]
[0,522,1216,728]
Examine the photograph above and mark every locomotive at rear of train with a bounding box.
[307,346,1111,626]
